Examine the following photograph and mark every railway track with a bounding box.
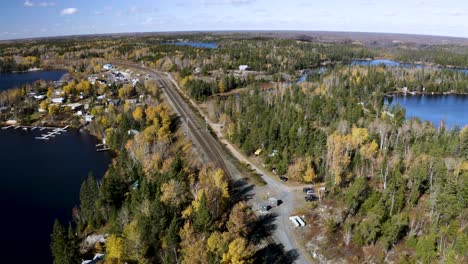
[113,62,307,263]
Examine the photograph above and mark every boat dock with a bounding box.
[95,140,110,152]
[1,124,72,141]
[35,126,69,140]
[0,125,70,140]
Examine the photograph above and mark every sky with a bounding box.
[0,0,467,40]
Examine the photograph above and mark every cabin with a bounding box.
[51,97,64,104]
[66,103,83,111]
[109,99,121,106]
[34,94,46,100]
[5,119,18,125]
[103,64,114,71]
[81,253,105,264]
[84,115,94,122]
[239,65,249,71]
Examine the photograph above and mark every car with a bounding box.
[306,190,315,196]
[305,195,315,202]
[303,187,313,193]
[279,176,288,182]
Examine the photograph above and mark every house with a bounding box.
[5,120,18,125]
[66,103,83,111]
[51,97,64,104]
[53,81,65,88]
[103,64,114,71]
[54,89,64,96]
[125,99,137,104]
[239,65,249,71]
[84,115,94,122]
[34,94,46,100]
[128,129,140,136]
[109,99,121,106]
[81,253,105,264]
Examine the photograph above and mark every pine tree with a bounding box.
[51,219,67,264]
[66,223,80,263]
[80,172,99,227]
[193,191,213,232]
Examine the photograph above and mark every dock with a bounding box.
[97,147,111,152]
[1,124,70,141]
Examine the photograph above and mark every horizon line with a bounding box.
[1,29,468,43]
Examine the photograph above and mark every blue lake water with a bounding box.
[351,59,467,74]
[0,128,111,263]
[0,70,66,91]
[173,42,217,49]
[0,71,109,263]
[351,59,424,68]
[388,94,468,128]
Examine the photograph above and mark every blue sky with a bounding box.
[0,0,467,40]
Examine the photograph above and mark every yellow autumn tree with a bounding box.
[179,222,208,264]
[303,165,317,183]
[106,235,125,264]
[226,202,255,237]
[122,220,148,263]
[76,80,92,94]
[221,237,254,264]
[132,106,144,122]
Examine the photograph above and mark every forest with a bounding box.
[207,65,467,262]
[1,33,465,263]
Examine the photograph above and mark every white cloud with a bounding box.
[61,8,78,16]
[24,0,55,7]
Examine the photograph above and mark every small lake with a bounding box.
[351,59,424,68]
[0,128,111,263]
[387,94,468,128]
[0,70,67,91]
[172,42,217,49]
[351,59,468,74]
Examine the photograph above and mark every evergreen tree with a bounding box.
[51,220,78,264]
[194,191,213,232]
[79,172,99,227]
[51,219,67,264]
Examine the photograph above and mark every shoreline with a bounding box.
[385,91,468,96]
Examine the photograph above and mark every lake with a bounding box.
[173,42,217,49]
[351,59,468,74]
[0,128,111,263]
[0,70,67,91]
[388,94,468,128]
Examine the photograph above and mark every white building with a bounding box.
[66,103,83,111]
[34,94,46,100]
[51,97,64,104]
[103,64,114,71]
[84,115,94,122]
[239,65,249,71]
